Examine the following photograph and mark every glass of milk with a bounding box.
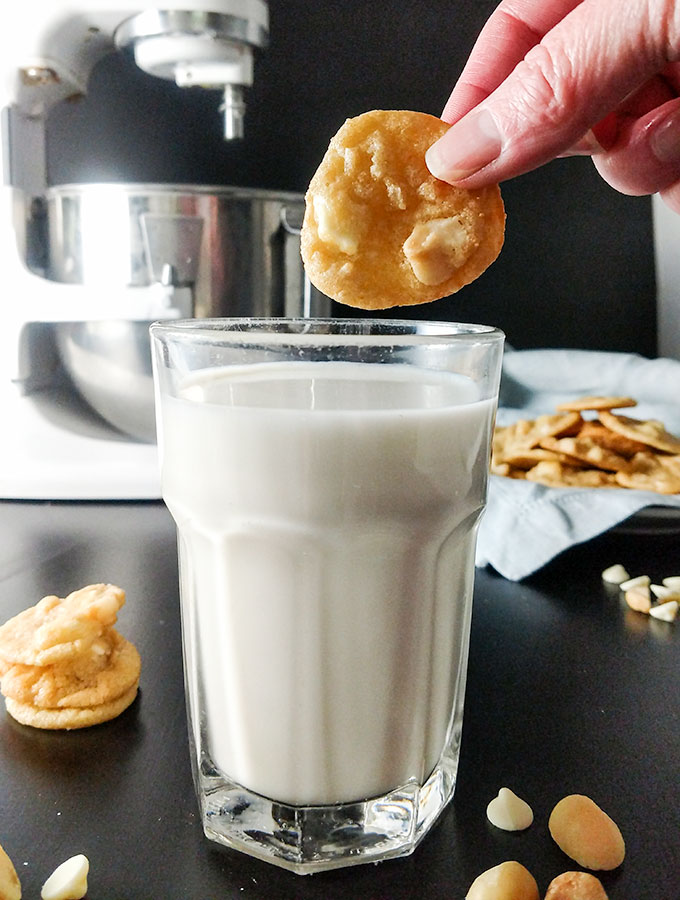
[150,318,503,874]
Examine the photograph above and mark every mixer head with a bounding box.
[1,1,269,193]
[115,5,268,140]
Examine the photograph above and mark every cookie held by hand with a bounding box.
[301,109,505,309]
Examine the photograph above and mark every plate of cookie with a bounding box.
[492,394,680,496]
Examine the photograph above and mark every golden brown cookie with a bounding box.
[1,630,141,709]
[556,395,636,412]
[0,584,125,667]
[496,413,583,455]
[5,682,139,731]
[598,411,680,454]
[300,109,505,309]
[615,452,680,494]
[538,435,630,472]
[576,421,649,458]
[525,461,616,488]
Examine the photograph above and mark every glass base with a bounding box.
[196,751,459,874]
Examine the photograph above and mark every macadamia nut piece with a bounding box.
[466,860,539,900]
[0,842,21,900]
[545,871,608,900]
[548,795,625,870]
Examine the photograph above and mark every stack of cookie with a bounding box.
[492,396,680,493]
[0,584,141,729]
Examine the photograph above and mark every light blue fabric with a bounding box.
[476,349,680,581]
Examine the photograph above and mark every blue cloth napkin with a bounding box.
[476,349,680,581]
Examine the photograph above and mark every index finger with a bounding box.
[442,0,585,123]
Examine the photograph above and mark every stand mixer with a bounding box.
[1,0,278,500]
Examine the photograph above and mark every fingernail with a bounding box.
[559,129,605,158]
[650,112,680,163]
[426,109,502,182]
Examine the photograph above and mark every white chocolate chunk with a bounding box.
[486,787,534,831]
[601,564,629,584]
[312,194,362,255]
[41,855,89,900]
[650,600,678,622]
[403,216,475,285]
[619,575,650,591]
[662,575,680,591]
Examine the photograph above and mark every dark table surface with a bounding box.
[0,499,678,899]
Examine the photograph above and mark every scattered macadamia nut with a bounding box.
[486,788,534,831]
[465,860,539,900]
[41,855,89,900]
[0,842,21,900]
[609,568,679,623]
[548,795,625,871]
[544,871,609,900]
[601,564,629,585]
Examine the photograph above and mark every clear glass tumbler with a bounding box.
[150,318,504,874]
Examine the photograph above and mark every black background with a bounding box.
[1,500,678,898]
[46,0,657,355]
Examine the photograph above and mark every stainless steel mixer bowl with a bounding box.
[46,183,332,441]
[56,320,157,443]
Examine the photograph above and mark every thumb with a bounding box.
[426,0,679,186]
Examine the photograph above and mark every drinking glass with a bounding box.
[150,317,504,873]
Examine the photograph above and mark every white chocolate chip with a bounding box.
[619,575,650,592]
[650,584,680,601]
[486,787,534,831]
[649,600,678,622]
[403,216,476,285]
[601,564,629,585]
[41,855,89,900]
[662,575,680,591]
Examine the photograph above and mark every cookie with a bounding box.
[615,452,680,494]
[556,395,637,412]
[5,682,139,730]
[525,461,616,489]
[0,584,125,667]
[598,411,680,454]
[538,435,630,472]
[1,630,141,709]
[300,109,505,309]
[576,421,649,458]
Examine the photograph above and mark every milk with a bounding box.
[160,360,494,807]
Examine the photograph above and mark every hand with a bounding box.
[425,0,680,212]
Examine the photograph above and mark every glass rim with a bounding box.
[150,317,504,346]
